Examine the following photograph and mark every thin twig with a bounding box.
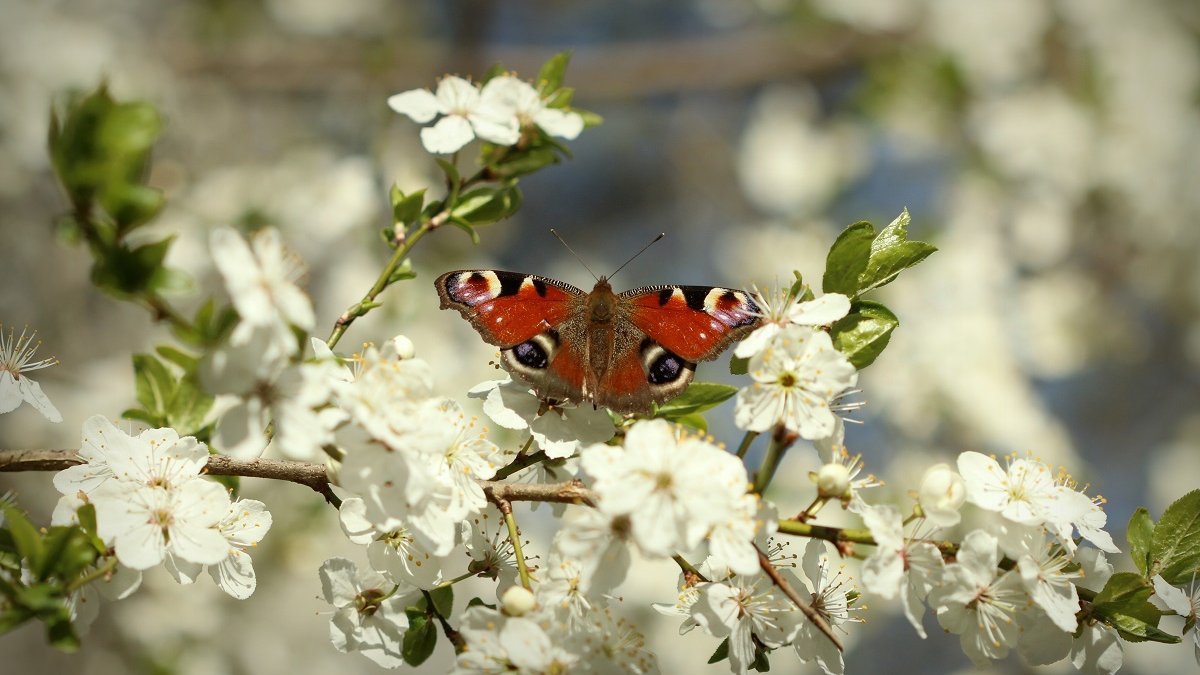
[496,499,532,591]
[757,547,843,653]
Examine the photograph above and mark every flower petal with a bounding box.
[420,115,474,154]
[387,88,440,123]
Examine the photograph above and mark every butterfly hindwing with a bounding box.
[436,270,583,347]
[622,285,761,361]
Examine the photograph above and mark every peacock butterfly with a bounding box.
[435,269,762,414]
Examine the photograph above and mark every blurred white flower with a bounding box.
[926,0,1051,88]
[211,226,315,363]
[916,462,966,527]
[481,75,584,140]
[537,554,600,628]
[0,324,61,422]
[94,479,231,571]
[930,530,1025,667]
[859,503,944,638]
[691,573,799,675]
[469,377,615,459]
[551,505,632,595]
[580,419,753,558]
[388,76,519,154]
[737,85,866,216]
[454,605,579,674]
[319,557,415,669]
[735,288,850,360]
[501,585,537,617]
[735,324,857,438]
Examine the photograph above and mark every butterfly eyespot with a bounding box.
[513,340,549,369]
[647,352,685,384]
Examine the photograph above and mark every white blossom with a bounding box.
[1015,533,1080,633]
[0,324,61,422]
[453,604,579,674]
[735,324,857,439]
[469,377,615,459]
[210,226,315,363]
[581,419,753,558]
[551,504,631,595]
[957,451,1061,525]
[480,75,584,140]
[319,557,416,669]
[930,530,1026,667]
[388,76,520,154]
[1152,574,1200,668]
[791,540,859,675]
[691,574,799,675]
[94,479,231,571]
[463,506,521,596]
[336,489,445,589]
[859,503,944,638]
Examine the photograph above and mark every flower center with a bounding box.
[777,372,797,388]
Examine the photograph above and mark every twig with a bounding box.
[495,499,532,591]
[757,547,843,652]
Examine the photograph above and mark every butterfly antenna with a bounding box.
[550,229,600,281]
[608,232,665,281]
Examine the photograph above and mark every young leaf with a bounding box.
[402,614,438,666]
[427,586,453,619]
[537,51,573,93]
[654,382,738,418]
[390,186,426,226]
[1127,507,1155,577]
[856,209,937,295]
[707,637,730,664]
[1,506,43,572]
[821,221,875,297]
[1090,572,1178,643]
[1149,489,1200,585]
[829,301,899,370]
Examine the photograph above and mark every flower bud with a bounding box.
[816,462,851,499]
[385,334,416,360]
[918,463,965,526]
[500,585,537,617]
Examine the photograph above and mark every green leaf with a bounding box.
[1128,507,1155,577]
[451,185,523,225]
[491,147,558,178]
[166,373,213,436]
[707,637,730,664]
[402,614,437,666]
[751,643,771,672]
[1150,489,1200,584]
[90,238,176,297]
[46,613,81,652]
[1,506,43,572]
[537,51,573,93]
[427,586,453,619]
[654,383,737,419]
[1090,572,1179,643]
[857,209,937,295]
[672,412,708,433]
[466,597,495,610]
[821,221,875,296]
[576,109,604,128]
[155,345,198,371]
[434,158,460,186]
[729,355,749,376]
[829,300,899,370]
[132,353,173,418]
[390,186,426,226]
[821,210,935,298]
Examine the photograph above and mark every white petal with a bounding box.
[420,115,474,154]
[319,558,360,607]
[0,371,21,413]
[386,88,440,123]
[434,76,480,110]
[1070,623,1123,675]
[469,110,520,146]
[533,108,583,139]
[18,376,61,422]
[210,549,257,599]
[1151,575,1192,615]
[788,293,851,326]
[214,398,270,459]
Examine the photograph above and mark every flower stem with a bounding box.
[671,554,709,585]
[492,445,546,481]
[434,570,477,590]
[65,556,118,594]
[499,501,533,591]
[751,425,793,494]
[734,430,759,459]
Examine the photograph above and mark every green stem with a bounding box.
[752,428,790,494]
[434,570,477,590]
[492,444,545,481]
[672,554,708,584]
[65,556,118,594]
[501,503,532,591]
[327,220,435,349]
[734,431,759,460]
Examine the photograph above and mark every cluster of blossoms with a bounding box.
[388,74,585,154]
[51,415,271,606]
[732,287,858,441]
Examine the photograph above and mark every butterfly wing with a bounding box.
[436,270,590,404]
[620,285,762,361]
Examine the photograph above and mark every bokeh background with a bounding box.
[2,0,1199,673]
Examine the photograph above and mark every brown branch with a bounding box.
[0,449,595,507]
[757,547,844,653]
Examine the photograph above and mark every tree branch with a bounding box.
[757,547,844,652]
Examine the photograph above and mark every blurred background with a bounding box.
[2,0,1199,673]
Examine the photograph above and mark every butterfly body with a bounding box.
[436,269,761,414]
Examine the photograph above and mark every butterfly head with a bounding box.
[587,277,618,323]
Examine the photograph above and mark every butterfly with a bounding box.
[435,269,762,414]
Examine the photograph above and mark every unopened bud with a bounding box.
[816,462,851,499]
[500,585,537,617]
[385,335,416,360]
[918,463,965,526]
